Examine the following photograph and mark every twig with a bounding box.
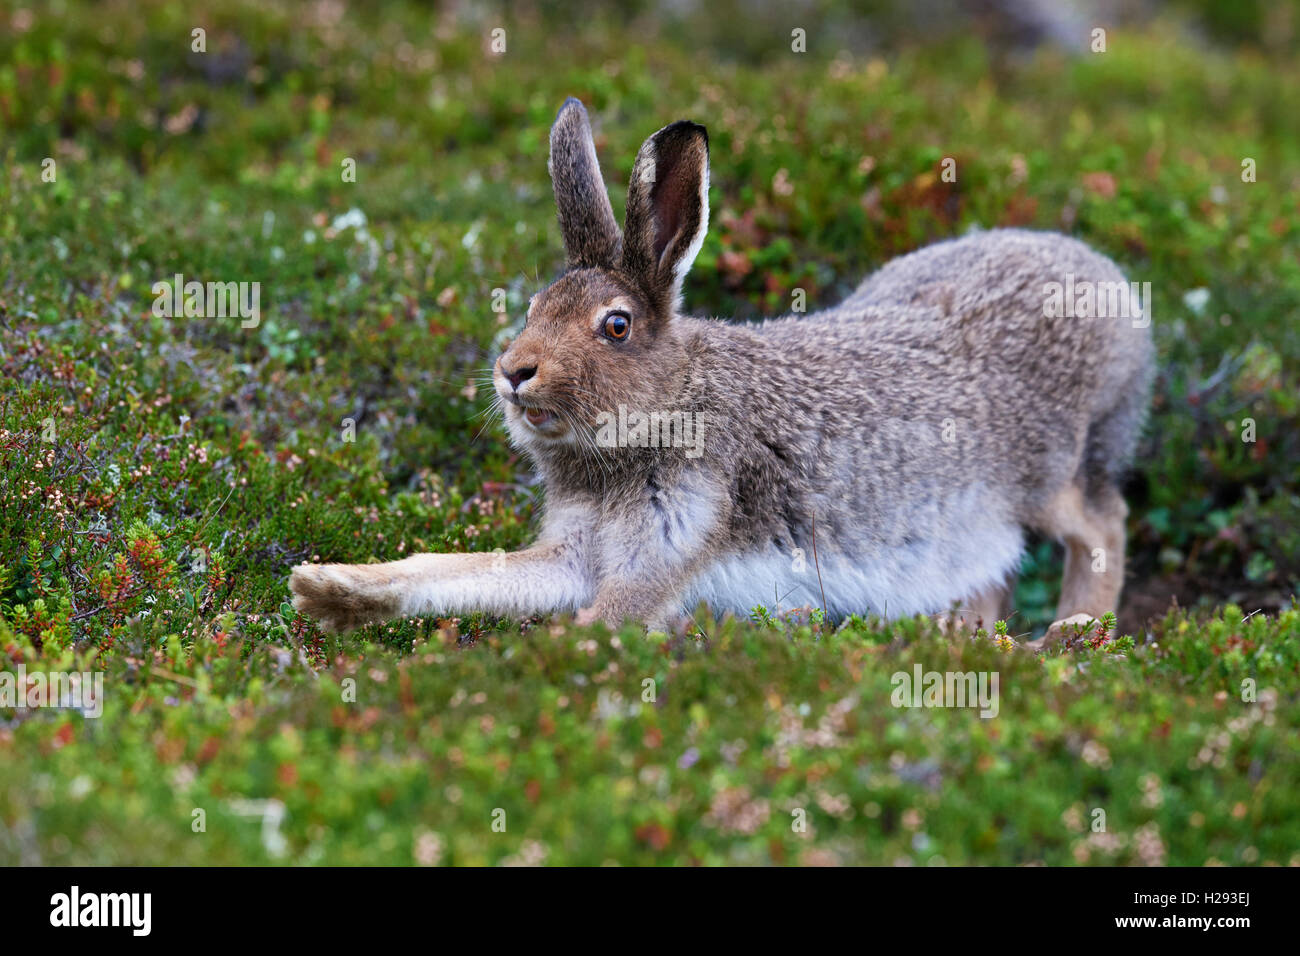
[191,481,238,539]
[146,666,198,688]
[70,586,146,622]
[810,514,828,623]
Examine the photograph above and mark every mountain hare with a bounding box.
[290,98,1153,643]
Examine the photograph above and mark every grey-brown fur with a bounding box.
[548,98,622,268]
[289,100,1153,642]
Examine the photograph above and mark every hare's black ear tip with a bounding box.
[659,120,709,152]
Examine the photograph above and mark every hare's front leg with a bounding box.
[574,574,692,632]
[576,478,725,630]
[290,540,593,634]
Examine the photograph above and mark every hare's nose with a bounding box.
[503,363,536,391]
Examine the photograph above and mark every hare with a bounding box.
[290,98,1153,644]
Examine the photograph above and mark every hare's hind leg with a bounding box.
[1031,481,1127,646]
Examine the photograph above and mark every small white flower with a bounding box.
[1183,287,1211,315]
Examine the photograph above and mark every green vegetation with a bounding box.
[1,0,1297,864]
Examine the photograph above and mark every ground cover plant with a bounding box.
[1,0,1297,865]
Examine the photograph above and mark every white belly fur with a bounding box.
[682,520,1024,620]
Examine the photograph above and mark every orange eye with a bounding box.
[602,312,631,341]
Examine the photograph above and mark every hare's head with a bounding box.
[494,98,709,452]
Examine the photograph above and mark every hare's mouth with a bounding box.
[514,402,565,435]
[503,393,567,438]
[523,406,554,427]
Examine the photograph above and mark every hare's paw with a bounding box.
[934,611,973,637]
[575,605,612,628]
[289,563,396,634]
[574,603,638,630]
[1025,613,1097,651]
[933,609,993,638]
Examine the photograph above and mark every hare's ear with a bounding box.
[548,98,622,268]
[622,120,709,313]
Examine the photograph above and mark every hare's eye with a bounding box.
[602,312,631,342]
